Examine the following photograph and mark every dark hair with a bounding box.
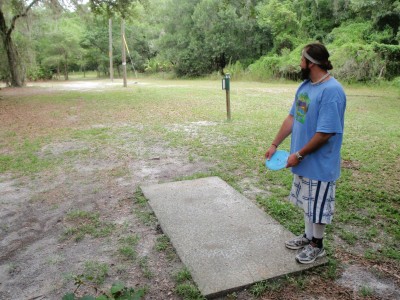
[304,43,333,70]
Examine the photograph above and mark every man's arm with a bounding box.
[286,132,333,168]
[265,115,294,160]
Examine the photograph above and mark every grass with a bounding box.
[82,260,109,285]
[155,234,177,261]
[174,267,192,283]
[139,256,153,279]
[155,234,170,252]
[249,280,279,297]
[62,210,115,242]
[359,285,374,297]
[175,283,205,300]
[1,78,399,297]
[173,267,204,300]
[0,137,57,174]
[118,234,140,261]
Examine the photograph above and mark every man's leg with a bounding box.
[285,215,312,250]
[311,223,325,248]
[296,223,327,264]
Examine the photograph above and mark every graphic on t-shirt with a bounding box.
[295,92,310,124]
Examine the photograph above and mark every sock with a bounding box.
[312,223,326,248]
[304,216,313,240]
[313,223,326,239]
[311,237,323,248]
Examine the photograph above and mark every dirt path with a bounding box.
[0,80,398,300]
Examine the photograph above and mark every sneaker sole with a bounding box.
[285,244,309,250]
[295,249,326,264]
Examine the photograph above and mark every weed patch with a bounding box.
[62,210,115,241]
[118,235,140,261]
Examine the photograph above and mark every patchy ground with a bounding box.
[0,80,399,300]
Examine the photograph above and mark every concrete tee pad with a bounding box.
[141,177,327,298]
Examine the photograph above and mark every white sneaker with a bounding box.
[285,234,310,250]
[295,244,326,264]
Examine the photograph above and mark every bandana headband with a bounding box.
[302,49,321,65]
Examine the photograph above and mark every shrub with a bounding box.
[26,66,52,81]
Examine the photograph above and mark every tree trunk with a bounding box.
[64,53,68,80]
[4,35,25,87]
[0,10,25,87]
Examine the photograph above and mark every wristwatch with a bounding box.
[295,151,303,161]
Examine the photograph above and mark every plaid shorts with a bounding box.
[289,174,336,224]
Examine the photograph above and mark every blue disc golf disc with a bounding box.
[265,150,290,171]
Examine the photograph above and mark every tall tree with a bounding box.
[256,0,299,53]
[39,14,84,80]
[156,0,271,76]
[0,0,40,86]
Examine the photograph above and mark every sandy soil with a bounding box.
[0,80,399,300]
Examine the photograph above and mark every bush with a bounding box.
[389,77,400,88]
[372,43,400,80]
[248,55,281,80]
[26,66,52,81]
[330,43,394,82]
[224,61,246,80]
[247,46,301,81]
[144,57,173,73]
[326,22,371,45]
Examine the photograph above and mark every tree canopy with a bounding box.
[1,0,399,86]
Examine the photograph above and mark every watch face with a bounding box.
[296,152,303,161]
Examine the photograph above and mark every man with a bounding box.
[265,43,346,264]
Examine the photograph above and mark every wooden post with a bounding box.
[226,88,231,121]
[121,19,127,87]
[109,18,113,82]
[224,73,231,121]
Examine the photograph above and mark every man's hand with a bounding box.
[286,153,300,168]
[265,145,277,160]
[285,132,334,168]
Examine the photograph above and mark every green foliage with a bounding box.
[249,279,283,297]
[248,55,281,81]
[2,0,399,83]
[132,190,158,229]
[26,65,52,81]
[154,234,177,260]
[62,210,115,241]
[372,43,400,80]
[256,195,303,235]
[172,267,203,299]
[0,138,54,174]
[175,283,205,300]
[359,285,374,297]
[138,257,153,279]
[330,43,381,82]
[248,5,400,82]
[118,235,140,261]
[157,0,272,76]
[174,267,192,283]
[133,188,148,207]
[327,22,371,45]
[82,261,109,285]
[256,0,298,38]
[224,61,247,80]
[338,229,358,245]
[155,234,170,252]
[390,76,400,88]
[144,58,173,73]
[63,281,145,300]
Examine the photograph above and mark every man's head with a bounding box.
[300,43,333,80]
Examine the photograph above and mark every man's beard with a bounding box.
[300,67,311,80]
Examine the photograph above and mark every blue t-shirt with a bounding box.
[289,77,346,182]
